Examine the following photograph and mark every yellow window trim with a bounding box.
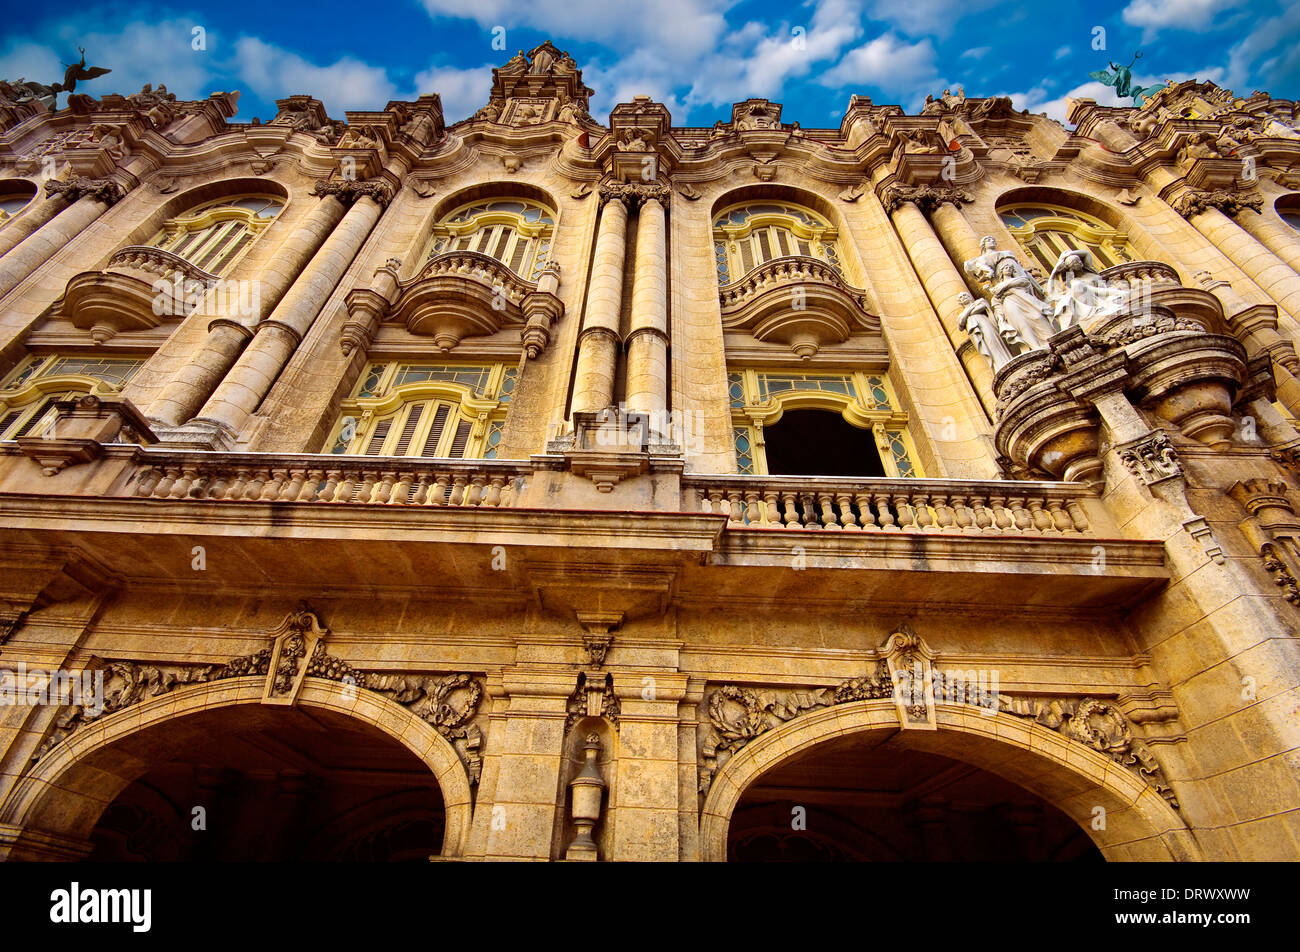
[728,369,920,477]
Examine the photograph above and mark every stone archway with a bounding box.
[0,678,474,861]
[699,700,1202,862]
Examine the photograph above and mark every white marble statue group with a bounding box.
[958,236,1131,372]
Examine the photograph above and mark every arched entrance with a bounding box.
[0,679,474,861]
[701,700,1201,862]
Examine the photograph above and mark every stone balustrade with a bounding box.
[717,255,867,312]
[415,250,536,305]
[128,453,530,507]
[1099,259,1181,290]
[683,474,1095,535]
[107,245,223,289]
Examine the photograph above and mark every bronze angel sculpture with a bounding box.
[0,47,110,111]
[1090,52,1165,106]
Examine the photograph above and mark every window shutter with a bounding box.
[364,418,392,454]
[449,420,472,458]
[421,404,451,456]
[209,230,252,276]
[393,403,425,456]
[756,230,773,262]
[509,236,529,274]
[491,227,511,261]
[12,397,60,438]
[0,410,22,438]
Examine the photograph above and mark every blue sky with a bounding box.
[1,0,1296,129]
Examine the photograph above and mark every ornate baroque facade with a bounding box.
[0,44,1299,861]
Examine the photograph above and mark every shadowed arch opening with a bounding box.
[0,679,474,861]
[701,700,1201,862]
[763,407,886,477]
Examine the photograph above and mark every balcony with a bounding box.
[59,246,221,344]
[0,423,1169,615]
[717,256,880,360]
[376,251,563,356]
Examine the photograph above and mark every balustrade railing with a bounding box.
[683,475,1094,535]
[128,454,529,508]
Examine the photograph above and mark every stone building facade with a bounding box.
[0,43,1298,861]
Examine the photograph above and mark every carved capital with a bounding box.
[1115,429,1182,485]
[312,177,394,208]
[597,181,670,209]
[879,182,972,215]
[1171,187,1263,219]
[45,176,126,206]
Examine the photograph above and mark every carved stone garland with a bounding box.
[699,629,1179,808]
[30,606,486,781]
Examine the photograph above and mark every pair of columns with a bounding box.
[151,179,393,438]
[0,177,126,302]
[571,185,670,422]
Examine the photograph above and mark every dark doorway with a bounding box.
[763,408,886,477]
[86,707,445,861]
[728,735,1102,862]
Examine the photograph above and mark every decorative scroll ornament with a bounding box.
[29,604,486,780]
[45,176,126,206]
[1171,188,1263,219]
[566,671,620,732]
[699,629,1179,807]
[878,182,972,215]
[1116,429,1182,484]
[597,181,670,209]
[312,177,394,208]
[1226,477,1300,607]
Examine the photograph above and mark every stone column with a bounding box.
[625,195,669,425]
[1236,207,1300,275]
[0,190,71,260]
[892,195,995,420]
[192,182,388,442]
[571,192,628,415]
[1182,203,1300,335]
[147,193,349,426]
[0,179,124,302]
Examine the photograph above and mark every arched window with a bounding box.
[325,362,517,460]
[727,369,920,477]
[0,182,37,227]
[0,354,145,440]
[425,199,555,280]
[1280,209,1300,233]
[999,203,1133,273]
[147,195,283,277]
[712,202,842,285]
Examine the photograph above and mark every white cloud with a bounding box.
[1219,1,1300,92]
[963,46,991,60]
[0,41,63,88]
[409,64,495,122]
[1121,0,1247,41]
[821,32,939,93]
[863,0,1004,39]
[233,37,396,116]
[1054,45,1071,61]
[416,0,734,60]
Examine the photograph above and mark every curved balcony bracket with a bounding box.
[383,250,561,355]
[994,306,1252,486]
[59,246,221,344]
[718,256,879,360]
